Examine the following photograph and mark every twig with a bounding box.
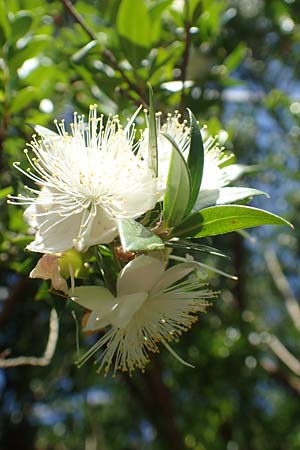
[179,0,192,110]
[60,0,148,107]
[265,249,300,331]
[0,308,59,367]
[260,357,300,395]
[266,334,300,376]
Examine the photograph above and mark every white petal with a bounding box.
[110,292,148,328]
[26,210,82,253]
[151,263,195,295]
[120,179,160,218]
[85,310,112,331]
[73,206,118,251]
[117,255,165,295]
[70,286,116,311]
[222,164,251,182]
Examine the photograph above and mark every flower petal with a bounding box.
[25,206,83,253]
[117,255,165,295]
[70,286,116,311]
[30,254,68,294]
[151,263,195,296]
[84,310,112,331]
[110,292,148,328]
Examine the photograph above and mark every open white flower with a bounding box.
[9,106,160,253]
[150,112,260,210]
[70,255,215,374]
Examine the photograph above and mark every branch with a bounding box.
[260,357,300,396]
[266,333,300,376]
[265,249,300,331]
[0,308,59,368]
[60,0,148,107]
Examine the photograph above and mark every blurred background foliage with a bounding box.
[1,0,300,449]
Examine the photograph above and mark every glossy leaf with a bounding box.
[118,219,164,252]
[165,239,228,258]
[28,124,58,138]
[192,187,268,211]
[10,86,37,113]
[0,0,10,42]
[162,133,191,227]
[71,40,98,63]
[172,205,292,239]
[186,109,204,214]
[10,12,32,42]
[117,0,150,48]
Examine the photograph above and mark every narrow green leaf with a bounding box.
[147,83,158,176]
[27,124,58,138]
[148,0,172,43]
[165,240,228,258]
[0,0,10,42]
[9,36,49,70]
[71,40,98,63]
[224,43,247,72]
[172,205,292,239]
[162,133,191,227]
[117,0,151,48]
[10,12,32,42]
[118,219,164,252]
[10,86,37,113]
[192,187,269,211]
[186,109,204,214]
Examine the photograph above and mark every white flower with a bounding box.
[146,112,251,210]
[70,255,215,374]
[9,106,160,253]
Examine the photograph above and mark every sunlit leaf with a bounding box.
[10,12,32,42]
[192,187,268,211]
[172,205,292,238]
[117,0,151,48]
[118,219,164,252]
[186,109,204,214]
[162,133,191,227]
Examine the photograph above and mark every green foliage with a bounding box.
[172,205,292,239]
[162,133,191,227]
[186,109,204,214]
[118,218,164,252]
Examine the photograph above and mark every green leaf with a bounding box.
[186,109,204,214]
[147,83,158,176]
[10,86,38,113]
[117,0,151,48]
[27,124,57,138]
[148,0,172,43]
[118,219,164,252]
[162,133,191,227]
[0,186,13,199]
[172,205,292,239]
[10,12,32,42]
[0,0,10,43]
[192,187,269,211]
[9,36,49,70]
[224,42,247,73]
[71,40,98,63]
[165,239,228,258]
